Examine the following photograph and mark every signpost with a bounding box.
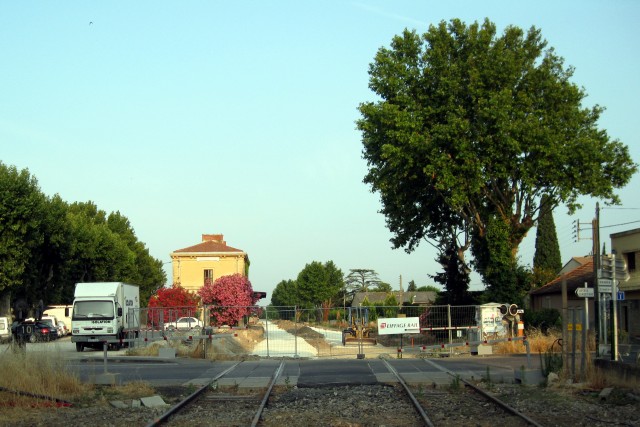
[597,279,613,294]
[575,287,594,298]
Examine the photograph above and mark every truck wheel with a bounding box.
[29,334,37,344]
[76,343,84,352]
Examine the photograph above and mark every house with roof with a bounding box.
[529,227,640,339]
[351,291,437,307]
[610,228,640,338]
[529,256,596,328]
[558,256,591,276]
[170,234,249,293]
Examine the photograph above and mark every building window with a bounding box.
[625,252,636,273]
[204,269,214,286]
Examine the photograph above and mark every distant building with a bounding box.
[529,227,640,339]
[351,291,436,307]
[529,256,596,328]
[170,234,249,293]
[611,228,640,337]
[558,256,591,276]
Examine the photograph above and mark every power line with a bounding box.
[600,220,640,229]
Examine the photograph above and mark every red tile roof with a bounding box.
[530,259,594,295]
[173,240,244,254]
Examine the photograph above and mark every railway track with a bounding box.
[145,361,284,427]
[385,358,545,427]
[146,359,545,427]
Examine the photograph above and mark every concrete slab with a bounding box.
[470,344,493,356]
[514,368,544,386]
[109,400,128,408]
[91,372,121,385]
[158,348,176,359]
[140,395,168,408]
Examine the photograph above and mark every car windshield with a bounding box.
[72,301,114,319]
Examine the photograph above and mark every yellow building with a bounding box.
[170,234,249,293]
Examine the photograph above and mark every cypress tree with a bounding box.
[533,195,562,286]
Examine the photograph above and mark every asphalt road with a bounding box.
[5,335,638,388]
[1,336,548,388]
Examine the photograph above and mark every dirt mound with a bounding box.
[273,320,332,354]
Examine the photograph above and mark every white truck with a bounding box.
[69,282,140,352]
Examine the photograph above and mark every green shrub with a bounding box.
[524,308,561,334]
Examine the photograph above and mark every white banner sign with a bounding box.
[377,317,420,335]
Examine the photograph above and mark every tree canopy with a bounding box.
[0,162,167,316]
[344,269,381,293]
[358,18,637,300]
[271,279,297,307]
[296,261,344,309]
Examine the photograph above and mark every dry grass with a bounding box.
[0,346,157,424]
[493,328,596,354]
[0,348,87,401]
[490,328,640,391]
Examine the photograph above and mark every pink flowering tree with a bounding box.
[197,274,259,326]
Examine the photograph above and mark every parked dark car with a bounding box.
[12,320,59,343]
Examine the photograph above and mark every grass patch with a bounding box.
[0,348,87,402]
[0,346,157,422]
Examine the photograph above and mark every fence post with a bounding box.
[294,306,298,358]
[265,306,270,358]
[580,306,589,380]
[571,308,577,380]
[447,304,453,354]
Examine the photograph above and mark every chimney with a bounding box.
[202,234,225,245]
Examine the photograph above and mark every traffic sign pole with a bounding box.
[612,252,618,361]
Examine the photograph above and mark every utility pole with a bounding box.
[593,202,600,356]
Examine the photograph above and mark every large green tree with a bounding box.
[271,279,298,307]
[296,261,344,309]
[344,269,381,293]
[0,163,166,314]
[358,18,637,300]
[0,163,47,315]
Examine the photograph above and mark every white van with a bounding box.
[0,317,10,342]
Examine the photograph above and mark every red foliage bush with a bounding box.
[198,274,259,326]
[148,283,200,326]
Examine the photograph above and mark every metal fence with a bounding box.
[117,304,525,360]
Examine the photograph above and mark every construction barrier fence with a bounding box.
[112,304,526,359]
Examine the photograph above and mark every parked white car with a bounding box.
[56,321,69,336]
[0,317,10,342]
[164,317,203,331]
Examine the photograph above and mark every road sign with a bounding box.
[575,288,594,298]
[598,279,612,287]
[600,254,631,282]
[597,278,614,293]
[617,291,625,301]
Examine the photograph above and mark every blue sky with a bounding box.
[2,1,639,300]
